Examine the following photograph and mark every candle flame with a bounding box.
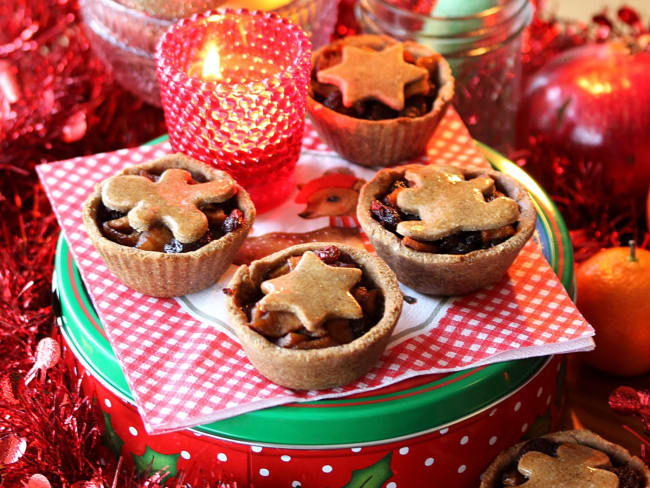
[202,43,222,81]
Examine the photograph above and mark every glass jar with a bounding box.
[356,0,533,153]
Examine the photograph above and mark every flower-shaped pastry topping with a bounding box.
[101,168,235,244]
[396,165,520,242]
[258,251,363,333]
[316,43,429,111]
[515,444,619,488]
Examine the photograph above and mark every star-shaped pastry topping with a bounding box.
[395,165,520,242]
[258,251,363,333]
[316,43,429,111]
[515,443,619,488]
[101,168,235,244]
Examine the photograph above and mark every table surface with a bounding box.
[566,355,649,457]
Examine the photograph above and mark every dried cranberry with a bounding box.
[371,199,402,230]
[313,245,342,264]
[221,209,244,234]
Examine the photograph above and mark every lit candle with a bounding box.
[156,10,311,213]
[201,43,222,80]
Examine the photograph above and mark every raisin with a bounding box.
[163,239,184,254]
[516,438,559,460]
[313,245,342,264]
[437,231,483,254]
[163,232,211,254]
[400,95,428,118]
[98,204,125,222]
[322,90,352,116]
[606,465,643,488]
[349,319,367,339]
[363,100,398,121]
[371,199,402,230]
[222,208,244,234]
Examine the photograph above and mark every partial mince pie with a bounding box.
[82,153,255,297]
[480,430,650,488]
[224,242,403,390]
[357,164,537,296]
[307,34,454,167]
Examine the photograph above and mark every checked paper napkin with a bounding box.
[38,109,594,434]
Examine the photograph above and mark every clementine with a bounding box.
[576,243,650,376]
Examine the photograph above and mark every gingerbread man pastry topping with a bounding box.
[101,168,235,244]
[258,251,363,333]
[515,443,619,488]
[395,165,520,242]
[316,43,429,111]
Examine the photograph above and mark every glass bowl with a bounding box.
[80,0,338,106]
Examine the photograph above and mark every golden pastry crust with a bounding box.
[480,430,650,488]
[356,164,537,296]
[224,242,403,390]
[307,34,454,167]
[82,153,255,297]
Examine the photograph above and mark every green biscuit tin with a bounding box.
[53,144,574,486]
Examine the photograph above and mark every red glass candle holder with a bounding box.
[155,10,311,212]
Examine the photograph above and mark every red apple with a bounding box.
[516,41,650,200]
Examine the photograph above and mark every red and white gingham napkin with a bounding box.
[38,109,594,434]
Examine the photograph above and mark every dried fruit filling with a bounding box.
[98,169,244,253]
[371,176,517,254]
[311,43,440,121]
[241,246,384,350]
[499,439,644,488]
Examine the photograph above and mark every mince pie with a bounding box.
[307,34,454,167]
[224,243,402,390]
[357,164,536,296]
[480,430,650,488]
[82,153,255,297]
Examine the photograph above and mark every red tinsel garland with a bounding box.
[516,7,650,262]
[0,0,649,486]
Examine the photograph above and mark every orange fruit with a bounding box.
[576,243,650,376]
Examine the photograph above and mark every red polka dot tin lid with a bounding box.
[53,142,575,446]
